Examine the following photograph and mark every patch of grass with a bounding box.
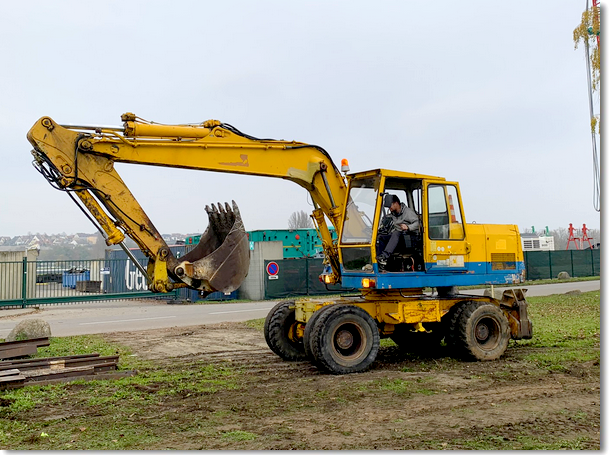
[85,362,239,407]
[376,378,411,394]
[0,334,243,449]
[457,433,592,450]
[519,291,600,369]
[220,430,257,441]
[33,334,133,360]
[243,318,265,331]
[524,291,600,346]
[460,275,599,290]
[380,338,396,348]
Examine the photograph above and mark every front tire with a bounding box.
[452,301,510,361]
[308,305,380,374]
[264,300,306,361]
[303,304,335,360]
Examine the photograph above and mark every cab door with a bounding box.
[423,181,470,272]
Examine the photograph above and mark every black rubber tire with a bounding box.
[390,323,444,353]
[444,300,470,349]
[303,304,335,360]
[451,301,510,361]
[308,305,380,374]
[264,300,306,361]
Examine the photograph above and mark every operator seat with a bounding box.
[377,194,424,272]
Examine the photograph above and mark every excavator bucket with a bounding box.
[174,201,250,295]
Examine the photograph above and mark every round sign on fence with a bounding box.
[266,261,279,276]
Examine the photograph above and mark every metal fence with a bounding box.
[264,250,601,299]
[524,249,600,280]
[264,258,342,300]
[0,249,600,307]
[0,257,179,308]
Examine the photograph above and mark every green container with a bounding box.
[185,228,337,259]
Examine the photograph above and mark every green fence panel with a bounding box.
[264,258,342,299]
[264,259,308,300]
[550,250,573,278]
[525,249,600,280]
[525,251,551,280]
[592,249,600,275]
[571,250,593,277]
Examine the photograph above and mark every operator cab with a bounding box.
[338,169,469,290]
[376,177,425,273]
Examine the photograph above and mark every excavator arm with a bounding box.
[27,113,347,293]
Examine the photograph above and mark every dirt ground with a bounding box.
[97,321,601,450]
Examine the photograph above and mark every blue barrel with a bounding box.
[62,270,91,289]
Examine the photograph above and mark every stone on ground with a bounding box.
[6,319,51,342]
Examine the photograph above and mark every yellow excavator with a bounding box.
[28,113,531,374]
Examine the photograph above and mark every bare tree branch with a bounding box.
[288,210,313,229]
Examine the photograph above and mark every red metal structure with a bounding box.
[566,223,580,250]
[581,224,594,249]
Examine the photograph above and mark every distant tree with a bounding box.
[288,210,313,229]
[573,3,600,134]
[549,227,569,250]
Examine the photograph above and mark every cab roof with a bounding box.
[348,168,447,181]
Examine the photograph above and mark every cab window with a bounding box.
[341,177,378,244]
[427,184,464,240]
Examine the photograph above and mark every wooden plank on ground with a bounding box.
[23,365,94,380]
[0,374,26,383]
[0,377,26,389]
[66,355,119,368]
[0,345,38,360]
[25,370,137,387]
[0,369,21,378]
[0,353,100,368]
[0,337,50,360]
[0,337,50,349]
[0,355,117,372]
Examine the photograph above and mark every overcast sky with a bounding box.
[0,1,601,238]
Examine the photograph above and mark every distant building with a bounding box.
[521,233,555,251]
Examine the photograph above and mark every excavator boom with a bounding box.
[27,113,347,293]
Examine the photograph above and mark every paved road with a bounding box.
[0,280,599,338]
[465,280,600,297]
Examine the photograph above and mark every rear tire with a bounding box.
[264,300,306,361]
[309,305,380,374]
[444,300,469,348]
[452,301,510,361]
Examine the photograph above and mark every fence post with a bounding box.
[570,250,575,277]
[305,258,310,296]
[21,256,28,308]
[591,248,595,276]
[548,251,552,279]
